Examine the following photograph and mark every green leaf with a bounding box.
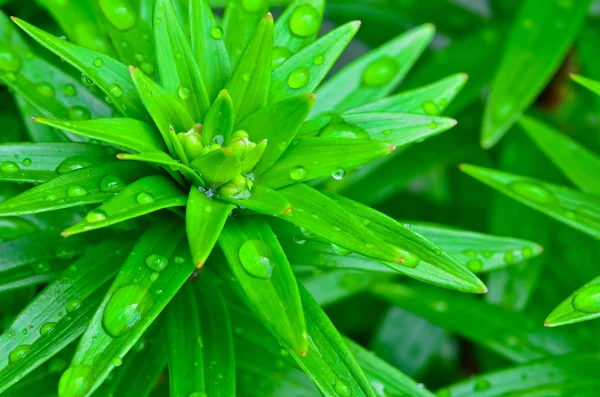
[260,137,394,189]
[61,175,187,236]
[117,151,204,186]
[12,18,148,120]
[0,238,134,393]
[190,148,241,187]
[218,216,308,355]
[545,274,600,327]
[186,186,234,267]
[221,184,292,216]
[437,353,600,396]
[347,73,468,115]
[129,65,195,156]
[481,0,592,148]
[237,94,314,175]
[370,281,583,363]
[0,143,116,183]
[202,89,235,146]
[166,273,234,397]
[344,337,436,397]
[225,14,274,123]
[269,21,359,102]
[273,0,325,55]
[154,0,210,121]
[571,73,600,96]
[277,184,416,266]
[190,0,231,101]
[0,162,153,216]
[411,222,544,274]
[327,194,487,293]
[33,118,166,154]
[313,24,434,115]
[519,115,600,195]
[460,164,600,239]
[222,0,270,66]
[60,218,195,397]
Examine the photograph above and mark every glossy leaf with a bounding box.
[222,0,270,66]
[218,216,308,355]
[117,151,204,186]
[202,89,235,146]
[571,73,600,96]
[225,14,274,123]
[313,24,434,115]
[155,0,210,121]
[260,137,394,189]
[273,0,325,55]
[61,175,187,236]
[460,164,600,239]
[186,186,234,267]
[0,162,152,216]
[545,274,600,327]
[33,118,165,154]
[221,184,292,216]
[190,147,241,187]
[269,20,359,102]
[481,0,592,148]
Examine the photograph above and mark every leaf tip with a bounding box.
[389,144,396,153]
[353,20,362,28]
[128,65,137,74]
[308,93,316,103]
[10,16,16,22]
[298,348,308,357]
[31,116,38,122]
[264,12,273,20]
[544,321,552,327]
[60,230,70,237]
[282,206,292,215]
[195,261,205,269]
[116,153,126,159]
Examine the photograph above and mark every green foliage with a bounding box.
[1,0,599,396]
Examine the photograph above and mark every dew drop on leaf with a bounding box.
[8,345,31,363]
[0,42,23,73]
[504,250,515,264]
[32,261,51,274]
[58,364,93,397]
[288,4,320,38]
[36,82,56,98]
[319,122,370,140]
[178,86,191,100]
[86,209,107,223]
[145,254,169,272]
[40,322,56,336]
[331,244,351,256]
[522,246,534,258]
[56,156,94,175]
[67,185,88,197]
[334,378,352,396]
[509,181,556,204]
[102,285,154,337]
[100,175,126,192]
[62,84,77,96]
[239,239,275,279]
[210,26,223,40]
[93,58,103,67]
[572,284,600,313]
[68,106,91,121]
[98,0,138,31]
[313,54,325,65]
[287,67,310,89]
[332,169,346,180]
[361,56,399,87]
[474,378,491,391]
[108,83,123,98]
[80,73,94,86]
[66,298,82,312]
[1,161,20,173]
[290,165,307,181]
[22,158,32,166]
[428,121,438,130]
[422,100,440,115]
[466,258,484,272]
[136,192,155,205]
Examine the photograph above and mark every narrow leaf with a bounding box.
[221,184,292,216]
[222,0,270,66]
[117,151,204,186]
[273,0,325,55]
[202,89,235,146]
[571,73,600,96]
[545,274,600,327]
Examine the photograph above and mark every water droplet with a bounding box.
[141,62,155,75]
[522,246,533,258]
[463,250,477,257]
[272,46,292,70]
[313,54,325,65]
[210,26,223,39]
[67,185,88,197]
[239,240,275,279]
[289,4,320,37]
[81,73,94,86]
[174,256,185,264]
[293,237,306,245]
[136,192,155,205]
[504,250,515,264]
[1,161,20,173]
[93,58,103,67]
[188,392,208,397]
[0,42,22,73]
[108,83,123,98]
[58,365,93,397]
[9,345,31,362]
[62,84,76,96]
[509,181,556,204]
[102,285,154,337]
[572,284,600,313]
[40,322,57,336]
[36,82,56,98]
[99,0,138,31]
[428,121,438,129]
[334,378,352,396]
[290,165,307,181]
[113,357,122,366]
[332,169,346,180]
[319,122,370,140]
[481,251,493,258]
[361,56,399,87]
[421,100,440,115]
[100,175,126,192]
[66,298,82,312]
[22,158,32,166]
[68,106,91,121]
[86,209,107,223]
[56,156,94,175]
[288,67,310,89]
[178,86,191,100]
[474,378,491,391]
[466,258,484,272]
[331,244,351,256]
[241,0,264,12]
[145,254,169,272]
[243,72,251,82]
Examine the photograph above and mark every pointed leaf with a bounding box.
[222,0,270,66]
[226,14,274,123]
[0,143,116,183]
[545,274,600,327]
[61,218,195,397]
[0,162,153,216]
[221,184,292,216]
[33,118,165,153]
[269,21,359,102]
[154,0,210,121]
[218,216,308,355]
[313,24,434,115]
[186,187,234,267]
[481,0,592,148]
[571,73,600,96]
[460,164,600,239]
[260,137,394,189]
[202,89,235,146]
[190,0,231,100]
[12,18,148,120]
[519,115,600,195]
[237,94,315,174]
[61,175,187,236]
[190,148,241,187]
[118,151,204,186]
[273,0,325,55]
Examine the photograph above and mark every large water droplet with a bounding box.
[86,209,107,223]
[239,240,275,279]
[145,254,168,272]
[334,378,352,396]
[36,82,56,98]
[40,322,57,336]
[56,156,94,175]
[0,42,22,73]
[422,100,440,115]
[22,158,32,167]
[290,165,307,181]
[210,26,223,40]
[1,161,20,173]
[572,284,600,313]
[136,192,155,205]
[509,181,556,204]
[361,56,399,87]
[67,185,88,197]
[63,84,77,96]
[288,4,320,38]
[100,175,126,192]
[98,0,138,31]
[504,250,515,264]
[319,122,370,140]
[9,345,31,362]
[332,169,346,180]
[331,244,351,256]
[108,83,123,98]
[272,46,292,70]
[522,246,534,258]
[178,86,191,100]
[102,285,154,337]
[288,67,310,89]
[58,365,93,397]
[313,54,325,65]
[66,298,82,312]
[81,73,94,86]
[466,258,483,272]
[68,106,91,121]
